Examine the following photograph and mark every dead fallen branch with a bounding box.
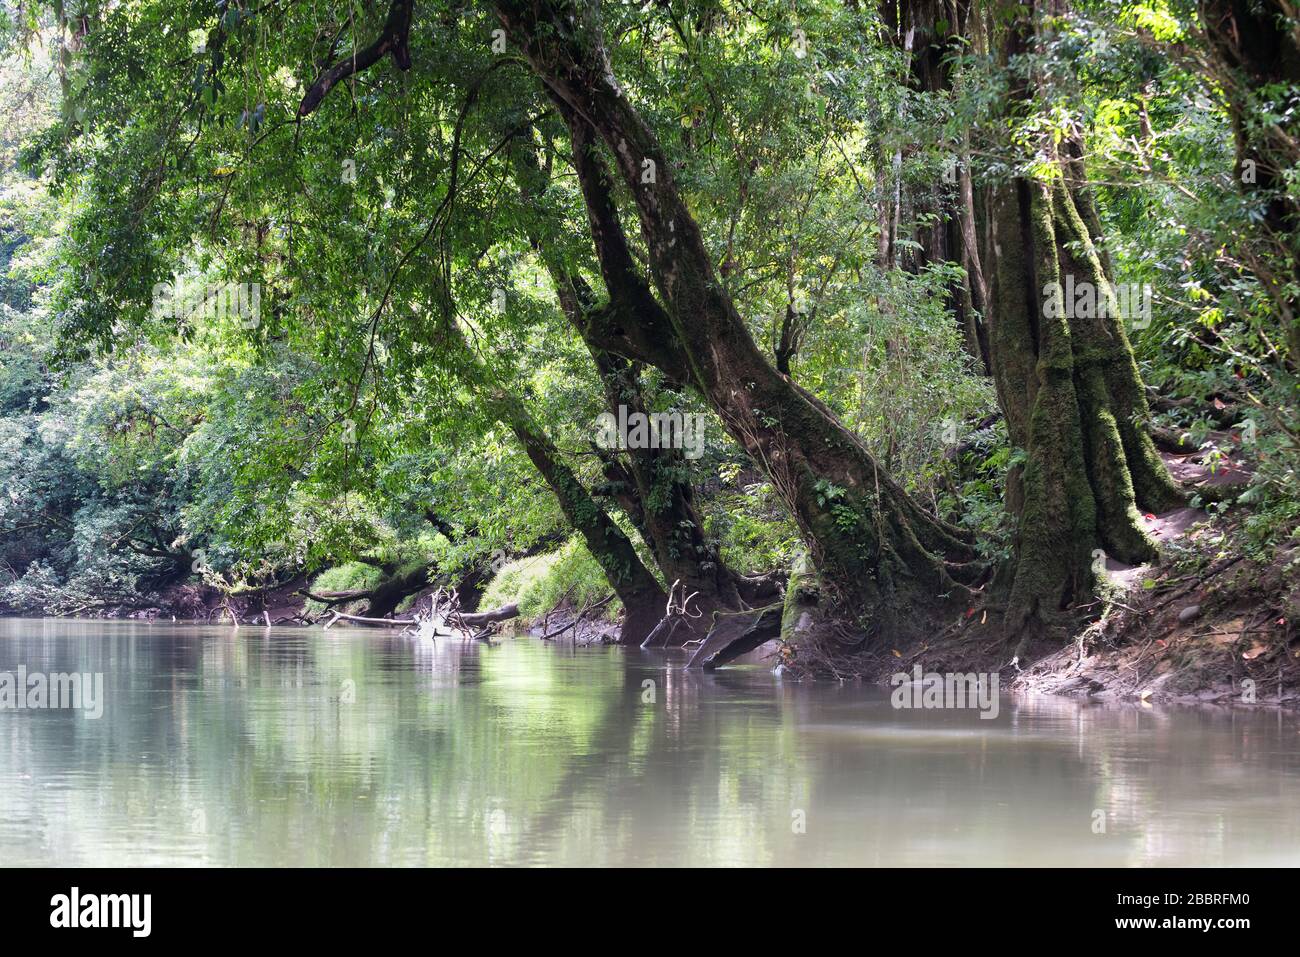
[457,602,520,626]
[538,595,612,641]
[685,603,783,670]
[320,597,520,635]
[322,610,416,628]
[641,580,703,649]
[298,588,372,606]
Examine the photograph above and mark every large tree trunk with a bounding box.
[441,320,667,644]
[493,0,982,647]
[897,0,992,371]
[986,2,1183,649]
[584,350,745,618]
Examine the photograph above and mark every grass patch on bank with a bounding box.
[480,536,618,623]
[303,561,387,616]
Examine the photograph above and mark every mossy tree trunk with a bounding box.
[494,0,982,645]
[443,316,668,643]
[895,0,992,372]
[509,130,743,641]
[583,348,745,621]
[489,388,669,644]
[987,2,1183,647]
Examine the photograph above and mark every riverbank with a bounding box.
[775,440,1298,707]
[877,521,1299,709]
[5,457,1295,709]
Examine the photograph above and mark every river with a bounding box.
[1,618,1297,866]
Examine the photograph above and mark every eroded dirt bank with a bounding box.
[782,444,1299,708]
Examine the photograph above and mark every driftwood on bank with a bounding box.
[640,579,704,649]
[677,555,827,670]
[320,600,520,632]
[295,562,430,618]
[457,602,519,626]
[300,588,371,606]
[538,595,612,640]
[322,610,417,628]
[638,575,787,665]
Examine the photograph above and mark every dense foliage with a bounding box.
[0,1,1295,661]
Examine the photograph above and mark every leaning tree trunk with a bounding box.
[494,0,982,647]
[583,349,744,620]
[286,0,669,643]
[451,319,668,644]
[489,387,669,644]
[509,133,744,641]
[987,2,1184,650]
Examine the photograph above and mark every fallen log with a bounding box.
[320,602,520,630]
[684,603,783,670]
[322,610,416,628]
[1148,423,1198,454]
[457,602,520,626]
[1145,387,1240,429]
[942,411,1003,461]
[640,615,685,649]
[299,588,372,606]
[639,579,707,648]
[297,563,430,618]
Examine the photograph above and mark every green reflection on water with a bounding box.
[1,618,1298,866]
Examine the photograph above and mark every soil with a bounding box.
[1011,443,1298,707]
[776,440,1300,708]
[117,575,314,624]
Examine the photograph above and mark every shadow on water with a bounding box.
[1,618,1298,866]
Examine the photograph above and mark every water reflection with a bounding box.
[0,618,1297,866]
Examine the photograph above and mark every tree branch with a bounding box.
[297,0,414,117]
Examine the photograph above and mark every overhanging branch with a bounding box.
[297,0,414,117]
